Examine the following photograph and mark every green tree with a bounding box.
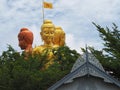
[88,23,120,79]
[0,45,80,90]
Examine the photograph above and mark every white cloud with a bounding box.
[0,0,120,55]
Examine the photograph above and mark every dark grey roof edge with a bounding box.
[48,49,120,90]
[48,63,86,90]
[88,61,120,87]
[48,61,120,90]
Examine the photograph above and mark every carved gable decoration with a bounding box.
[48,52,120,90]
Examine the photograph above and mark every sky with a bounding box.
[0,0,120,55]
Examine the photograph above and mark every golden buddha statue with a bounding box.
[33,20,55,55]
[17,20,66,68]
[53,26,65,48]
[33,20,56,68]
[18,28,34,53]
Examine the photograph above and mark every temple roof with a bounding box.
[48,50,120,90]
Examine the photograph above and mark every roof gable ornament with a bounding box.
[48,46,120,90]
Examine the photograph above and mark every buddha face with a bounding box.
[41,26,55,44]
[53,27,65,46]
[53,30,60,45]
[18,28,33,50]
[18,35,28,50]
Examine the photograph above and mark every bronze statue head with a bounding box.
[18,28,33,52]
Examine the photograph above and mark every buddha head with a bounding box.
[18,28,33,52]
[40,20,55,46]
[53,26,65,47]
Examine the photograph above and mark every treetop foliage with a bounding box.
[88,23,120,80]
[0,45,80,90]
